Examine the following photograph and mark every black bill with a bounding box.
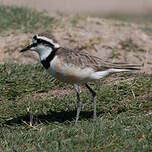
[20,44,34,52]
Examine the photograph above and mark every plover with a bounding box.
[20,33,142,124]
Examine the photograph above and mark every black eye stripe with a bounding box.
[32,36,55,48]
[36,39,54,47]
[33,35,37,40]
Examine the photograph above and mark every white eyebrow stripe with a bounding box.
[36,35,60,48]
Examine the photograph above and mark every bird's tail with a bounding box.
[105,62,143,71]
[91,63,143,80]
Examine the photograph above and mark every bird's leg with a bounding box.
[73,84,82,124]
[85,83,97,121]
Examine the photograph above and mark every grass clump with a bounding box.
[0,5,57,34]
[0,64,152,151]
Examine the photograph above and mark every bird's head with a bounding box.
[20,34,60,60]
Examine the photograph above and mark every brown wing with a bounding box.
[56,47,142,71]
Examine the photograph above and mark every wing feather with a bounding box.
[56,47,142,71]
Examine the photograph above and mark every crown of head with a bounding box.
[32,34,60,49]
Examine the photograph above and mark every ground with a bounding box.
[0,4,152,152]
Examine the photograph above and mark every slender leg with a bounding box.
[85,83,97,121]
[73,84,82,124]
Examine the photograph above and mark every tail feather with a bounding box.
[91,66,142,80]
[104,62,143,71]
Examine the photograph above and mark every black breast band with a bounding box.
[41,49,58,69]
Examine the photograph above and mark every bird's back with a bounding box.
[56,47,142,71]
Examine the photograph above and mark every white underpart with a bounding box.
[90,68,130,80]
[37,35,60,48]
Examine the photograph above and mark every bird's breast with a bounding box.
[47,56,95,83]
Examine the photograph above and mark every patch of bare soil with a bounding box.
[23,88,73,101]
[0,33,39,64]
[0,16,152,73]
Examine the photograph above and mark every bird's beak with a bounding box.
[20,44,33,52]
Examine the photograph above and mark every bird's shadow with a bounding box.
[4,110,105,126]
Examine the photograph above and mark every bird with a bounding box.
[20,33,142,124]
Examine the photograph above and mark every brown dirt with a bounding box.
[0,33,39,64]
[0,16,151,74]
[23,88,73,101]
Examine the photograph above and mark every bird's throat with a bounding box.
[41,48,58,69]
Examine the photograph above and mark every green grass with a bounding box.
[0,64,152,151]
[102,14,152,34]
[0,5,57,34]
